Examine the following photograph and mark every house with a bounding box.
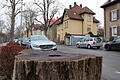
[47,17,62,42]
[0,33,6,43]
[23,24,45,38]
[101,0,120,41]
[57,2,99,45]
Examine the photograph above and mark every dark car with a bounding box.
[104,37,120,50]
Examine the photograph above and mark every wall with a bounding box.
[104,3,120,40]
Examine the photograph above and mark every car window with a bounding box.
[86,38,89,41]
[115,38,120,42]
[89,38,93,41]
[94,37,102,42]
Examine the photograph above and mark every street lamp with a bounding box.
[20,0,23,46]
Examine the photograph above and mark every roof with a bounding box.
[33,24,45,31]
[101,0,120,8]
[0,33,6,37]
[93,17,99,23]
[79,6,95,15]
[63,5,98,22]
[66,9,83,20]
[50,16,62,27]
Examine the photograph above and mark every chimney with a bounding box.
[80,4,82,8]
[74,2,77,7]
[69,5,72,9]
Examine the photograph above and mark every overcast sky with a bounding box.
[24,0,107,27]
[58,0,107,27]
[0,0,108,27]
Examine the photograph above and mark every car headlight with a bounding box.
[32,44,40,48]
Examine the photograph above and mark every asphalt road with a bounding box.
[58,45,120,80]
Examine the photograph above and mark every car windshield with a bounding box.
[31,35,48,41]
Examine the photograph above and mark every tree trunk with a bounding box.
[10,0,15,41]
[12,50,102,80]
[27,29,29,37]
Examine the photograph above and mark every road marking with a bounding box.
[115,71,120,74]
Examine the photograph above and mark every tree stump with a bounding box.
[12,50,102,80]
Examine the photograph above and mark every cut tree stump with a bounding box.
[12,50,102,80]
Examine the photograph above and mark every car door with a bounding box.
[82,38,89,47]
[114,38,120,50]
[79,38,85,47]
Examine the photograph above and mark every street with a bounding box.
[58,45,120,80]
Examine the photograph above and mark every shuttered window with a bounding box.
[112,26,117,36]
[111,9,117,21]
[117,26,120,36]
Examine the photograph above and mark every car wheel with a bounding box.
[87,45,91,49]
[76,44,80,48]
[105,45,111,51]
[97,46,100,49]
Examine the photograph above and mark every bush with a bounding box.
[60,40,64,44]
[109,37,114,41]
[6,41,19,46]
[0,42,29,80]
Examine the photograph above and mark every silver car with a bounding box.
[21,38,29,46]
[28,35,57,50]
[76,37,103,49]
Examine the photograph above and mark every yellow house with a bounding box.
[57,3,99,44]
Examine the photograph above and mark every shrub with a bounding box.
[0,42,29,80]
[109,37,114,41]
[6,41,19,46]
[60,40,64,44]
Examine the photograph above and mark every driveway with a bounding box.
[58,45,120,80]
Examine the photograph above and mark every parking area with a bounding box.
[58,45,120,80]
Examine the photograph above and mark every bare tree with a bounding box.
[0,20,6,33]
[33,0,61,36]
[1,0,21,41]
[23,4,38,37]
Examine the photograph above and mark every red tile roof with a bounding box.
[79,6,95,15]
[50,16,62,27]
[63,5,98,22]
[33,24,45,31]
[93,17,99,23]
[66,9,83,20]
[101,0,120,8]
[0,33,6,37]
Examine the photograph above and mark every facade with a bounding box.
[57,2,99,44]
[47,17,62,42]
[101,0,120,41]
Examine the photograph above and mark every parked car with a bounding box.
[104,37,120,50]
[21,37,29,46]
[76,37,103,49]
[28,35,57,50]
[13,39,18,43]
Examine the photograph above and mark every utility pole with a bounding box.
[20,0,23,46]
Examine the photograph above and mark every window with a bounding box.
[115,38,120,42]
[111,10,117,21]
[87,24,91,32]
[65,21,68,28]
[87,15,91,21]
[65,12,68,17]
[112,27,117,36]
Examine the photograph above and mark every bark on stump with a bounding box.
[12,50,102,80]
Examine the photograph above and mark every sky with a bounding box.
[0,0,108,28]
[58,0,107,27]
[23,0,107,27]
